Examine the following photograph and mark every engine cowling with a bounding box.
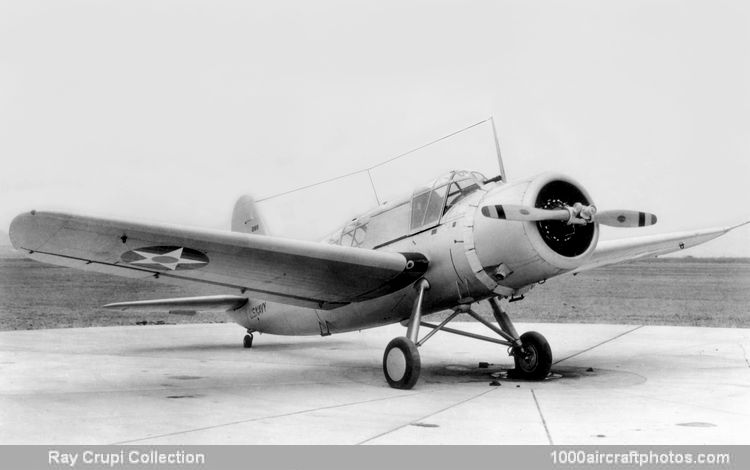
[471,172,599,289]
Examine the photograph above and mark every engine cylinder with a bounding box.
[534,179,596,258]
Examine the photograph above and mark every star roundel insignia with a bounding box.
[121,246,209,271]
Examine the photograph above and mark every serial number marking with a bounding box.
[249,301,267,319]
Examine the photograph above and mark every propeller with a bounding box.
[480,203,657,227]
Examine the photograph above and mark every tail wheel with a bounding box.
[513,331,552,380]
[243,334,253,349]
[383,337,421,389]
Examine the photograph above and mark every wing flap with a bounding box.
[10,211,429,309]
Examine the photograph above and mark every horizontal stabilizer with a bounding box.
[103,295,248,313]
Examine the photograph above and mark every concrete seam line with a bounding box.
[110,392,421,445]
[531,389,553,445]
[356,387,498,445]
[553,325,645,365]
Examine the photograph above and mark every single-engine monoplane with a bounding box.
[9,137,746,389]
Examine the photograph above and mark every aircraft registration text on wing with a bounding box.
[9,163,746,389]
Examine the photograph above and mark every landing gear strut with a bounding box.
[243,332,254,348]
[382,279,429,389]
[381,292,552,389]
[488,298,552,380]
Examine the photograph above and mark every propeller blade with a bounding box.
[595,210,657,227]
[481,204,570,222]
[481,204,658,228]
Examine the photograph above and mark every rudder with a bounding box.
[232,195,268,235]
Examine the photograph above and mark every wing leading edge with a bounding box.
[9,211,429,309]
[572,221,749,274]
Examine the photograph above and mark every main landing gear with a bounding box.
[512,331,552,380]
[382,279,429,389]
[383,337,421,389]
[381,285,552,389]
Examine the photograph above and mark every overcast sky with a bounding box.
[1,0,748,256]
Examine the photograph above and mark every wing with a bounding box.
[9,211,428,309]
[572,222,749,274]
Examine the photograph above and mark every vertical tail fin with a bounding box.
[231,195,268,235]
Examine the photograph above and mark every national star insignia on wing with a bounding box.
[122,246,209,271]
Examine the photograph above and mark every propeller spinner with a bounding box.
[481,203,657,228]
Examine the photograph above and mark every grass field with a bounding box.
[1,251,749,330]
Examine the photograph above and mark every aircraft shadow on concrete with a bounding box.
[128,341,647,389]
[417,363,647,388]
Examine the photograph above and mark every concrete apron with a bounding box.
[0,322,748,444]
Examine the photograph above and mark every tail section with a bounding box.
[232,195,269,235]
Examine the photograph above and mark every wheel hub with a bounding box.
[516,345,538,371]
[385,347,407,381]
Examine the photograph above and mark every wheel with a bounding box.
[243,334,253,349]
[512,331,552,380]
[383,337,421,389]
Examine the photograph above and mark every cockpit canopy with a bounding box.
[409,170,486,232]
[327,170,486,249]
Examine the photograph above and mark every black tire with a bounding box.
[243,334,253,349]
[513,331,552,380]
[383,337,421,389]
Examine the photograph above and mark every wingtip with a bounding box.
[9,211,36,250]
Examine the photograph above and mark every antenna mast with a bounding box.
[489,116,506,181]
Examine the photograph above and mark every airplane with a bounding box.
[8,149,747,389]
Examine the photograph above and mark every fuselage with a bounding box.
[228,170,600,336]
